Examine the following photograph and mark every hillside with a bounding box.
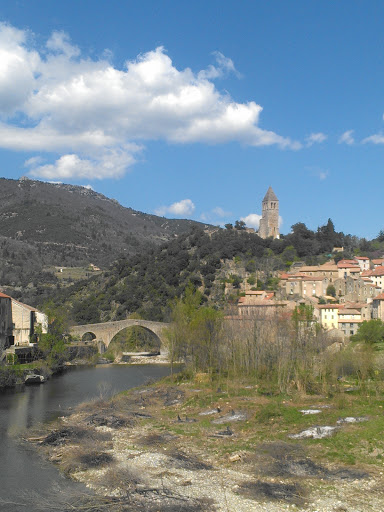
[52,220,374,325]
[0,177,211,303]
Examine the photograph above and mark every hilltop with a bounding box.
[0,177,211,303]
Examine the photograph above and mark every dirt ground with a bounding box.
[27,381,384,512]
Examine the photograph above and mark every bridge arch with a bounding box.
[69,319,170,354]
[109,325,161,353]
[81,332,96,342]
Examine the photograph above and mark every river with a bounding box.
[0,364,175,511]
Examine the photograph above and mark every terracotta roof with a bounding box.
[337,262,360,268]
[344,302,369,309]
[373,293,384,301]
[372,259,384,264]
[262,186,278,202]
[338,309,360,315]
[0,292,11,299]
[320,262,338,268]
[371,266,384,276]
[238,301,288,307]
[355,256,369,260]
[318,304,344,309]
[245,291,265,295]
[362,270,373,276]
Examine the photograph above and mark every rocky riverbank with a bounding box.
[28,378,384,511]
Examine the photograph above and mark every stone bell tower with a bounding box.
[258,186,279,239]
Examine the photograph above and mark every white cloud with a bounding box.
[200,206,232,224]
[241,213,262,229]
[198,51,241,80]
[0,23,300,180]
[46,31,80,58]
[212,206,231,217]
[363,133,384,144]
[25,146,140,180]
[338,130,355,145]
[305,132,327,147]
[155,199,195,217]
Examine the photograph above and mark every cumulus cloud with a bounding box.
[155,199,195,217]
[305,132,327,147]
[0,23,299,180]
[338,130,355,145]
[25,146,140,180]
[241,213,262,229]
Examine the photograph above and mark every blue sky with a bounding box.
[0,1,383,238]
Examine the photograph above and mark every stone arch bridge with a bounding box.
[69,319,170,353]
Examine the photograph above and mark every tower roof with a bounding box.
[262,186,278,202]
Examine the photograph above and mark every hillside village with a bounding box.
[237,187,384,339]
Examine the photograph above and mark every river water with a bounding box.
[0,364,175,511]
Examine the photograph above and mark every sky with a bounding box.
[0,1,383,239]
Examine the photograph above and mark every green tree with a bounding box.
[38,301,70,368]
[165,284,222,376]
[326,284,336,297]
[234,220,246,230]
[351,319,384,345]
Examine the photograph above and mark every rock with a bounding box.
[212,410,247,424]
[25,374,45,384]
[229,453,241,462]
[336,416,368,424]
[289,426,338,439]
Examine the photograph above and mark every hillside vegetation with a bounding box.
[0,177,210,304]
[52,219,384,325]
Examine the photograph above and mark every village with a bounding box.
[236,187,384,339]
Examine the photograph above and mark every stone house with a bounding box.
[354,256,370,271]
[334,276,377,302]
[284,274,328,298]
[295,262,338,282]
[362,266,384,291]
[372,259,384,268]
[237,291,291,317]
[337,260,361,279]
[0,292,13,352]
[11,299,48,346]
[372,293,384,321]
[337,309,361,337]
